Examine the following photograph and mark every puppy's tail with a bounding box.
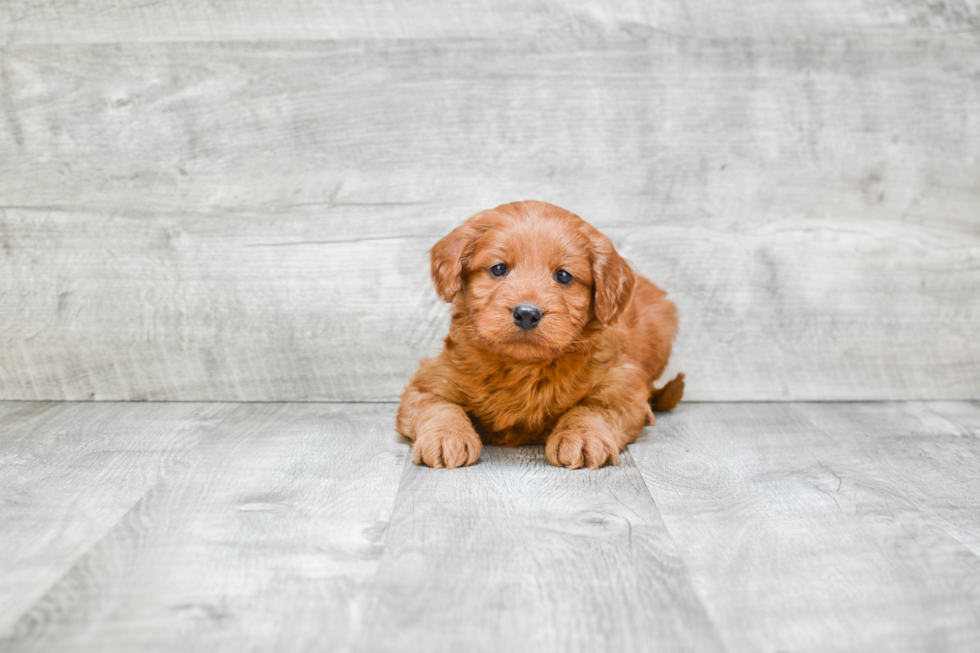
[650,373,685,412]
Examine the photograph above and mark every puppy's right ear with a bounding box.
[587,225,637,325]
[429,213,494,303]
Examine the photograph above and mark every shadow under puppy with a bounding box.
[397,200,684,469]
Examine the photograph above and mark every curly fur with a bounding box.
[397,200,683,469]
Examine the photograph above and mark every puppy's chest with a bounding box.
[463,363,592,441]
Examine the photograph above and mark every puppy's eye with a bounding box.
[555,269,573,285]
[490,263,508,278]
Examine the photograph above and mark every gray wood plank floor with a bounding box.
[2,401,979,652]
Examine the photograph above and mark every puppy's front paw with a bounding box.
[413,425,482,469]
[545,412,621,470]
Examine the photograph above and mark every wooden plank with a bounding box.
[1,209,977,403]
[794,401,980,556]
[928,401,980,435]
[2,0,977,43]
[629,403,980,652]
[0,403,408,652]
[620,218,980,401]
[356,445,724,653]
[1,37,978,402]
[0,401,62,436]
[3,39,978,216]
[0,401,230,636]
[0,209,443,402]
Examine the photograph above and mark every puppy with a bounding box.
[396,200,684,469]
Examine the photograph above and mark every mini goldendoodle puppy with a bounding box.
[397,200,684,469]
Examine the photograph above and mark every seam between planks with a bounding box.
[0,406,237,643]
[5,400,980,407]
[621,446,734,652]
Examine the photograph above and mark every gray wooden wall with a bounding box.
[1,1,978,402]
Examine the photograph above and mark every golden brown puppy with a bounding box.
[397,200,684,469]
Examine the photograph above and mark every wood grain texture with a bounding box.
[1,5,979,402]
[0,401,228,636]
[629,403,980,653]
[795,401,980,556]
[356,445,724,653]
[929,401,980,435]
[0,402,407,652]
[2,0,978,43]
[4,400,980,651]
[0,29,980,401]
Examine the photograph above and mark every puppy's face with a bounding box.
[430,201,635,361]
[465,216,594,360]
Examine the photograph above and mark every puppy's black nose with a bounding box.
[512,304,542,330]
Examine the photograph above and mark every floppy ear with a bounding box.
[589,227,637,324]
[429,213,494,302]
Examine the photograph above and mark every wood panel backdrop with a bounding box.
[1,0,978,402]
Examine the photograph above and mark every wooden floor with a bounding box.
[1,401,979,652]
[2,2,977,651]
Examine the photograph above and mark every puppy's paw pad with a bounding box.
[545,428,619,470]
[413,429,481,469]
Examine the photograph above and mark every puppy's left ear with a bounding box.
[589,227,637,325]
[429,212,495,302]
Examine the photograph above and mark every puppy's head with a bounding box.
[430,200,635,361]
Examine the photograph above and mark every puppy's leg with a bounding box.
[545,368,653,470]
[397,385,481,469]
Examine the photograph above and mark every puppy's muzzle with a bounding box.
[512,304,542,330]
